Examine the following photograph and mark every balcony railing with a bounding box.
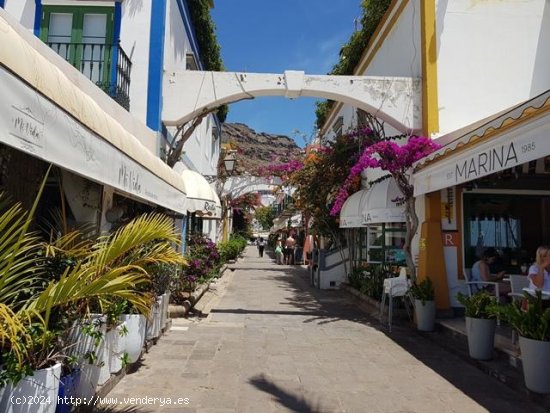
[46,41,132,110]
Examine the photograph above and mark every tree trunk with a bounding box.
[166,114,207,167]
[403,196,419,282]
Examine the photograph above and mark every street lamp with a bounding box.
[223,151,237,174]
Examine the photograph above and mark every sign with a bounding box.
[413,114,550,196]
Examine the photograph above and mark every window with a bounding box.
[41,6,114,84]
[348,223,407,270]
[332,116,344,137]
[186,54,198,70]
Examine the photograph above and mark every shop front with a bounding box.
[0,11,188,236]
[413,90,550,308]
[340,177,407,270]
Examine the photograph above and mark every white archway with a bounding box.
[222,175,282,199]
[163,70,422,133]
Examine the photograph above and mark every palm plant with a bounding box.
[1,187,185,384]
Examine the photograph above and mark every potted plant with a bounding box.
[409,277,435,332]
[489,291,550,394]
[456,291,497,360]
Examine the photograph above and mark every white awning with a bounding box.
[0,10,187,214]
[413,90,550,196]
[270,216,288,232]
[180,170,222,219]
[339,178,406,228]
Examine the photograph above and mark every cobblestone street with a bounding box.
[105,247,546,412]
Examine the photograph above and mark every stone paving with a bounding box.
[101,247,547,413]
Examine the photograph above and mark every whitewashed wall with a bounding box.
[120,0,152,130]
[436,0,550,135]
[3,0,35,27]
[321,0,421,141]
[164,0,219,177]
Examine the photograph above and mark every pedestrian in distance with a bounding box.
[257,237,266,258]
[284,234,296,265]
[275,239,283,264]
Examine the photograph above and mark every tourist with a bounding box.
[257,237,266,258]
[275,239,283,265]
[284,234,296,265]
[471,247,510,295]
[527,245,550,291]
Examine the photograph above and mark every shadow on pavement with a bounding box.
[248,374,324,413]
[238,258,547,413]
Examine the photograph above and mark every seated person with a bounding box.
[527,245,550,292]
[471,247,511,295]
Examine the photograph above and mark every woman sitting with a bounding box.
[471,247,511,295]
[527,245,550,292]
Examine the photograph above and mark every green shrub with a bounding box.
[409,277,435,305]
[456,291,496,319]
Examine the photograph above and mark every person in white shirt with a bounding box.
[528,245,550,292]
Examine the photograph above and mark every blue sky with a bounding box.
[211,1,362,147]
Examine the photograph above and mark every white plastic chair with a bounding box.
[507,275,529,302]
[464,268,500,299]
[379,267,411,332]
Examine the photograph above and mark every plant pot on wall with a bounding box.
[106,322,127,374]
[465,317,496,360]
[120,314,146,363]
[0,363,62,413]
[56,368,81,413]
[146,300,162,340]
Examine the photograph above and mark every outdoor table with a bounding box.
[522,287,550,300]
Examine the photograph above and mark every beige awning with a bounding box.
[339,178,406,228]
[181,170,222,219]
[0,9,187,214]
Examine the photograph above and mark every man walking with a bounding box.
[257,237,266,257]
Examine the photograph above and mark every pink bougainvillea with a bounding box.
[330,135,440,216]
[256,159,304,179]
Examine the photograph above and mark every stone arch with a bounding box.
[222,176,282,199]
[162,70,422,133]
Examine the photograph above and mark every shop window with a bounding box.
[469,217,521,250]
[349,223,407,270]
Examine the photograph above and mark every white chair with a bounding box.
[380,267,411,332]
[464,268,500,299]
[507,275,529,302]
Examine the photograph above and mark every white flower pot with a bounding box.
[146,301,162,340]
[106,322,127,374]
[0,363,61,413]
[68,315,109,394]
[465,317,496,360]
[120,314,146,363]
[519,336,550,394]
[159,294,167,329]
[162,292,171,328]
[414,299,435,332]
[75,363,101,400]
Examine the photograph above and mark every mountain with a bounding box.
[221,123,303,174]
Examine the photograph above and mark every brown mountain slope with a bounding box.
[221,123,303,174]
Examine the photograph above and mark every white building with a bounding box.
[0,0,222,243]
[321,0,550,309]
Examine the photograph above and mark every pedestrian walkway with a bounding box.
[102,247,546,412]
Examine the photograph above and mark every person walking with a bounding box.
[284,234,296,265]
[275,239,283,264]
[257,237,266,258]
